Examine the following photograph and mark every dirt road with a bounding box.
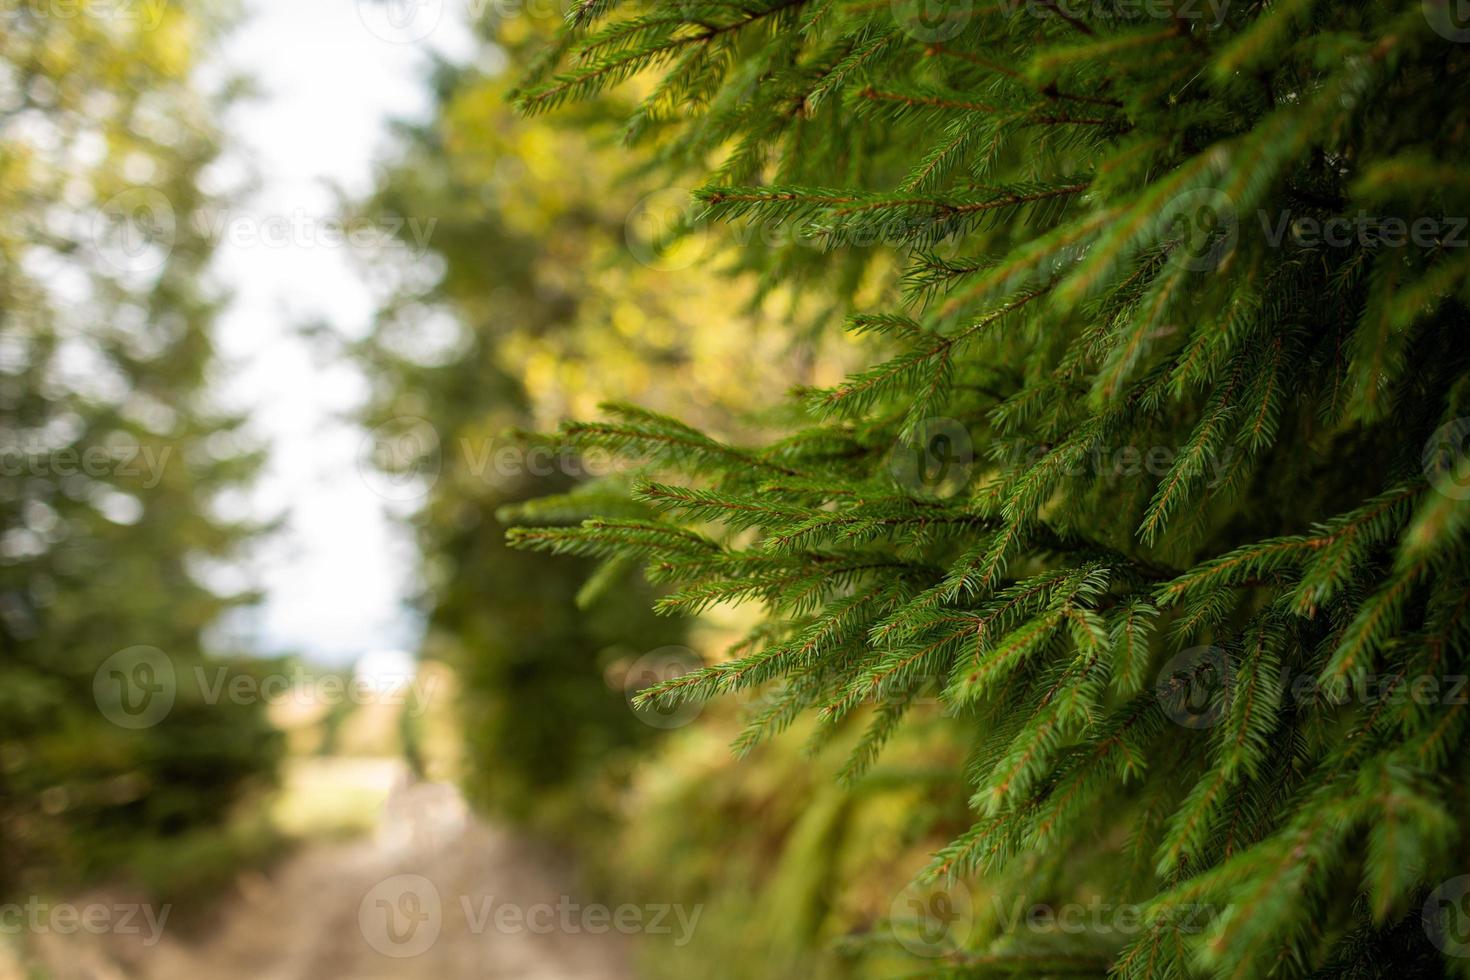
[19,766,631,980]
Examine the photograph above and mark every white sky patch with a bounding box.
[201,0,476,665]
[354,647,421,692]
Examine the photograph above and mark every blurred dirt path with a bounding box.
[26,764,631,980]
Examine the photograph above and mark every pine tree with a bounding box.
[509,2,1470,976]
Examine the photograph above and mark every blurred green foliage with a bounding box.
[351,44,694,835]
[0,3,282,896]
[352,15,971,978]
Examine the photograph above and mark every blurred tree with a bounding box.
[0,3,281,895]
[351,12,875,834]
[351,16,956,976]
[352,48,679,834]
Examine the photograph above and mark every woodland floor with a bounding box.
[14,758,631,980]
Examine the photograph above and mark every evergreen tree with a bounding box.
[0,3,281,895]
[508,1,1470,975]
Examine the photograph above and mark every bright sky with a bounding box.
[202,0,475,665]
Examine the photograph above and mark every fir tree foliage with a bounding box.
[511,1,1470,975]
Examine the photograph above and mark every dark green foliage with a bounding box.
[511,1,1470,975]
[451,472,688,828]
